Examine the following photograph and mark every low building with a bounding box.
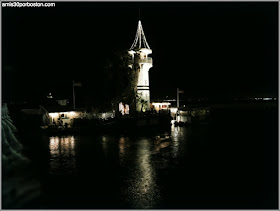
[42,105,116,127]
[42,105,85,127]
[152,102,171,113]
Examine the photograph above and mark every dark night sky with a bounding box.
[2,2,278,102]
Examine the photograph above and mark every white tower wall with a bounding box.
[136,56,152,112]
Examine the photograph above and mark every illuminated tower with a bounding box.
[128,20,153,112]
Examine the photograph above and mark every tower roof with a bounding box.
[130,20,151,50]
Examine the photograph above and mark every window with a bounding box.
[60,113,67,118]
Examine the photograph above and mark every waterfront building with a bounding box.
[152,102,171,113]
[43,105,115,126]
[128,20,153,112]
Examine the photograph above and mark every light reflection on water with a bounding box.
[49,136,77,175]
[119,137,126,165]
[120,127,189,208]
[171,125,185,158]
[123,138,160,208]
[47,127,189,208]
[101,135,108,158]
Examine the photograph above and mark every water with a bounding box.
[28,103,278,209]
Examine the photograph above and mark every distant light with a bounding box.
[49,111,78,118]
[69,111,76,115]
[47,93,53,99]
[152,102,171,106]
[170,107,178,114]
[263,98,272,101]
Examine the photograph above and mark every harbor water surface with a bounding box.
[28,103,277,209]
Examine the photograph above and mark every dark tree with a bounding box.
[91,49,139,114]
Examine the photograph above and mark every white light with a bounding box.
[128,50,135,55]
[130,20,151,50]
[152,102,171,106]
[139,48,152,54]
[170,107,178,114]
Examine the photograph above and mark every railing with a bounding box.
[139,57,153,64]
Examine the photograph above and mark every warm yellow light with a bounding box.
[49,113,59,118]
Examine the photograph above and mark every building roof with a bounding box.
[41,104,88,113]
[130,20,151,50]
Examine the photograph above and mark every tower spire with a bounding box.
[130,20,150,50]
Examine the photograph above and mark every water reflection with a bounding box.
[49,136,77,175]
[120,127,192,208]
[170,125,189,159]
[47,127,189,208]
[171,125,180,157]
[124,138,160,208]
[101,136,108,158]
[137,140,153,194]
[119,137,126,165]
